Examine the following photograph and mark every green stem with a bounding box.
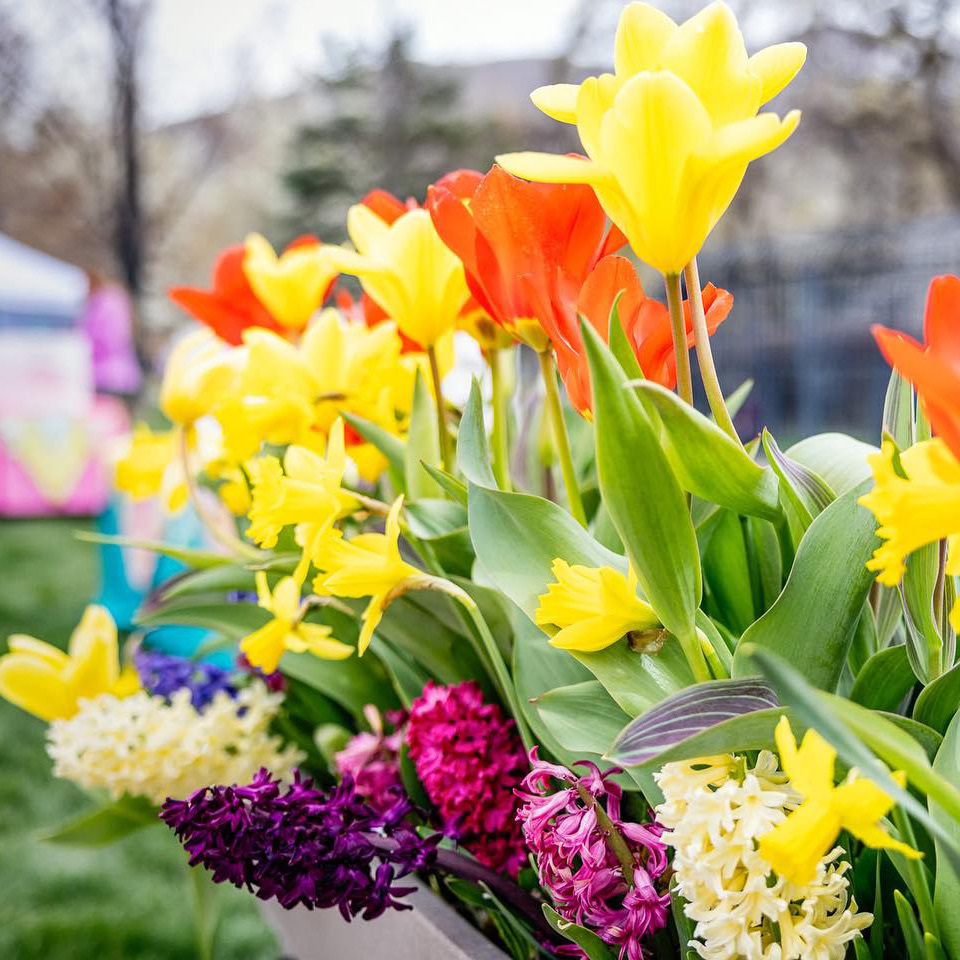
[892,805,939,940]
[698,628,729,679]
[684,256,740,444]
[538,350,586,527]
[427,344,453,473]
[931,539,947,680]
[489,346,513,491]
[575,783,636,885]
[679,629,711,684]
[664,272,694,407]
[186,859,219,960]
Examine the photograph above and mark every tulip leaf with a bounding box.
[542,905,616,960]
[36,794,159,846]
[404,369,443,499]
[633,381,780,522]
[607,294,643,382]
[931,712,960,960]
[608,678,780,767]
[731,480,878,691]
[534,680,631,755]
[762,427,834,532]
[581,322,701,647]
[340,410,407,490]
[703,510,755,635]
[747,645,960,871]
[458,377,497,489]
[851,644,915,712]
[787,432,876,496]
[420,463,468,506]
[725,379,754,421]
[916,664,960,736]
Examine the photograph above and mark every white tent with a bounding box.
[0,231,87,323]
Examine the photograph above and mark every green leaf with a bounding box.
[926,933,949,960]
[341,411,406,491]
[36,794,159,846]
[703,510,755,634]
[884,368,915,450]
[189,861,221,960]
[732,481,878,691]
[932,711,960,960]
[787,432,877,495]
[762,427,834,532]
[903,542,943,683]
[374,640,432,707]
[582,322,701,648]
[916,662,960,735]
[420,463,468,506]
[849,600,879,677]
[404,368,443,499]
[725,379,754,421]
[136,598,269,640]
[457,377,496,488]
[743,516,783,615]
[534,681,631,755]
[607,293,644,382]
[542,905,616,960]
[74,531,232,569]
[897,889,927,960]
[670,883,699,960]
[155,565,259,601]
[851,644,915,711]
[634,381,780,521]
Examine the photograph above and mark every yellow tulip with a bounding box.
[242,234,339,330]
[535,558,660,652]
[314,497,421,655]
[160,329,242,426]
[0,605,139,722]
[758,717,919,885]
[859,438,960,631]
[246,418,357,580]
[327,205,471,348]
[240,572,353,674]
[498,1,804,274]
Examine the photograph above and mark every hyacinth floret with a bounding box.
[134,647,236,710]
[334,705,405,812]
[161,768,439,920]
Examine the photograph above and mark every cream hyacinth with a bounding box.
[654,753,872,960]
[46,684,302,805]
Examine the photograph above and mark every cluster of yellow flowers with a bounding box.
[46,684,301,805]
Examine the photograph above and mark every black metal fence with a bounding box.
[698,215,960,445]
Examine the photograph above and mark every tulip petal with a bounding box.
[347,202,391,255]
[749,41,807,106]
[530,83,579,124]
[495,151,601,185]
[7,635,69,669]
[0,656,76,722]
[614,2,676,77]
[924,274,960,364]
[709,109,802,166]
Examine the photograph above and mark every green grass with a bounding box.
[0,519,279,960]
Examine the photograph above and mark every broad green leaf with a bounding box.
[762,427,834,533]
[916,662,960,735]
[404,369,443,499]
[926,933,949,960]
[136,598,268,640]
[458,378,496,488]
[534,680,631,755]
[634,381,780,521]
[743,516,783,615]
[787,432,876,495]
[375,640,432,707]
[542,905,615,960]
[703,510,755,634]
[36,794,158,846]
[732,481,878,691]
[851,644,915,711]
[582,322,701,648]
[932,712,960,960]
[421,463,468,506]
[75,531,233,569]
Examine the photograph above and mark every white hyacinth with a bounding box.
[46,682,303,805]
[654,752,872,960]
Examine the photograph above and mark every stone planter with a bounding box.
[260,880,508,960]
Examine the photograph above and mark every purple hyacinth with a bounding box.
[135,648,236,710]
[516,749,670,960]
[406,681,529,877]
[160,768,439,920]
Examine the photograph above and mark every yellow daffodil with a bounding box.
[314,497,421,655]
[242,234,339,330]
[0,605,139,722]
[240,572,353,673]
[328,205,471,348]
[160,329,242,426]
[498,2,804,274]
[246,419,357,580]
[534,558,660,651]
[859,438,960,631]
[216,469,252,515]
[758,716,920,885]
[114,424,188,511]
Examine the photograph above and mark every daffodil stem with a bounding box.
[684,256,740,445]
[891,805,938,939]
[538,350,586,527]
[489,346,513,491]
[664,272,694,407]
[179,429,261,562]
[427,344,454,473]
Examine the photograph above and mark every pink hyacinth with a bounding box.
[516,749,670,960]
[334,705,404,812]
[406,681,528,877]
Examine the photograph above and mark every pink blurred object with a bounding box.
[80,278,142,395]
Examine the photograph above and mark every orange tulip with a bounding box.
[873,275,960,461]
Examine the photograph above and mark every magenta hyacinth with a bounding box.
[406,681,528,877]
[334,705,404,812]
[516,749,670,960]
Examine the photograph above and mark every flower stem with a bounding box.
[538,350,586,527]
[891,805,938,940]
[684,256,740,444]
[698,628,729,680]
[489,346,513,491]
[427,344,454,473]
[574,782,635,887]
[664,272,693,407]
[179,429,262,562]
[678,629,711,684]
